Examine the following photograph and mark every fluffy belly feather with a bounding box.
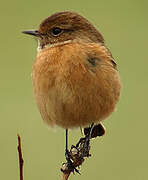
[32,43,121,128]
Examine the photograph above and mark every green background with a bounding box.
[0,0,148,179]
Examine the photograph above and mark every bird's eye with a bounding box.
[51,27,63,36]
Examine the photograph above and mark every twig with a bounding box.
[62,171,71,180]
[61,123,106,179]
[17,134,24,180]
[61,137,91,180]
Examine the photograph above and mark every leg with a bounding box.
[64,129,80,173]
[88,123,94,138]
[76,123,94,148]
[65,129,69,159]
[83,123,94,150]
[65,129,71,161]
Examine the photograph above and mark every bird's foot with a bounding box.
[64,149,80,174]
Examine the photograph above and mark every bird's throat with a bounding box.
[37,39,73,52]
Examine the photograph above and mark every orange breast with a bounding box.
[32,42,121,128]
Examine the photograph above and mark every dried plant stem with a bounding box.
[61,137,91,180]
[16,124,105,180]
[61,124,106,179]
[62,172,71,180]
[17,134,24,180]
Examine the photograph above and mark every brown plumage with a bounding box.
[23,11,121,129]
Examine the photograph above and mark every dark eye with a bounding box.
[51,27,63,36]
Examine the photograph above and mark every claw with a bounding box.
[65,148,80,174]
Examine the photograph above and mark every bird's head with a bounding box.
[23,11,104,50]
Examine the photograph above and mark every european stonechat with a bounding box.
[23,11,121,169]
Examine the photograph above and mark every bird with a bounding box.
[23,11,121,167]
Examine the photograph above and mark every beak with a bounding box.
[22,30,41,37]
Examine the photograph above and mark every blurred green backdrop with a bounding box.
[0,0,148,179]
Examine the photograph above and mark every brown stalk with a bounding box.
[61,124,105,179]
[17,134,24,180]
[61,137,91,180]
